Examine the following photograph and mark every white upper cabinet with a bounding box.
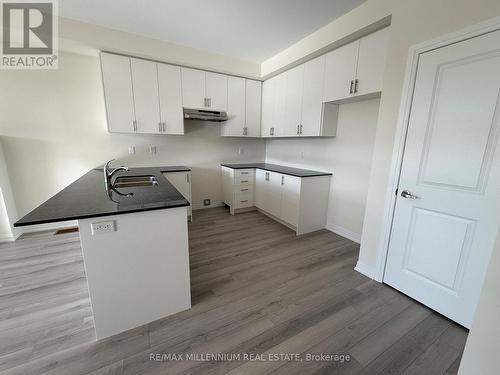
[130,58,162,134]
[261,78,275,137]
[283,66,304,137]
[222,78,262,137]
[324,27,389,102]
[101,53,184,135]
[262,74,285,137]
[181,68,228,111]
[181,68,206,109]
[323,41,359,102]
[205,72,228,111]
[157,64,184,135]
[355,27,389,97]
[245,80,262,137]
[222,76,246,136]
[100,53,136,133]
[301,56,326,136]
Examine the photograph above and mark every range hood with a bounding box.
[183,108,228,122]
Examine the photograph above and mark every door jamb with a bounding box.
[374,16,500,282]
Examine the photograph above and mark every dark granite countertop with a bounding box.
[14,166,191,227]
[221,163,332,178]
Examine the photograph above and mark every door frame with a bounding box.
[373,16,500,282]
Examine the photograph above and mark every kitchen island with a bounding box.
[15,166,192,339]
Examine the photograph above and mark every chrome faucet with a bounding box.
[104,159,129,187]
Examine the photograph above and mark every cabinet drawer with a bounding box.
[234,175,255,186]
[235,169,255,179]
[235,185,253,194]
[234,191,254,208]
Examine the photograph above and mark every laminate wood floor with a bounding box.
[0,207,468,374]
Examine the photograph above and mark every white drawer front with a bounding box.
[235,185,253,194]
[235,169,255,179]
[234,191,254,208]
[234,176,255,187]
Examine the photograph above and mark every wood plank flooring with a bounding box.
[0,207,468,374]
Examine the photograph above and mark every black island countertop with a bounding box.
[14,166,191,227]
[221,163,332,178]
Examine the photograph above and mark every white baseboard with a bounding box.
[326,223,361,243]
[354,260,378,280]
[0,231,22,242]
[20,220,79,234]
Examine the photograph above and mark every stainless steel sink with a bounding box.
[113,175,158,188]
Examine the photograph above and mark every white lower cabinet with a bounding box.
[224,167,330,234]
[163,171,192,221]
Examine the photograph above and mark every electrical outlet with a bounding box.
[91,220,116,235]
[203,199,211,206]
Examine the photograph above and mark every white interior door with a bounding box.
[384,29,500,328]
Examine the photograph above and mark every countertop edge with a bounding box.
[13,201,190,227]
[220,163,332,177]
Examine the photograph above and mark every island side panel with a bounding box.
[78,207,191,339]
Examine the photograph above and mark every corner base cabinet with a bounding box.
[221,165,331,235]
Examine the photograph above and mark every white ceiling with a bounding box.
[60,0,367,62]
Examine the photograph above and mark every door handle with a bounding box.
[354,79,359,94]
[349,80,354,94]
[400,190,419,199]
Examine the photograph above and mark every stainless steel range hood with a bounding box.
[183,108,228,122]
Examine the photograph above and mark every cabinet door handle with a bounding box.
[159,122,162,132]
[270,127,274,136]
[240,180,248,183]
[133,120,137,132]
[354,79,359,94]
[241,172,249,175]
[296,125,299,135]
[265,172,270,181]
[208,98,211,108]
[241,188,248,191]
[281,176,284,185]
[186,173,190,183]
[299,124,303,135]
[240,200,248,203]
[243,127,248,136]
[163,122,166,132]
[349,80,354,94]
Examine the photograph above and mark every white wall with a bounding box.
[266,99,379,242]
[458,226,500,375]
[0,51,265,218]
[59,17,261,79]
